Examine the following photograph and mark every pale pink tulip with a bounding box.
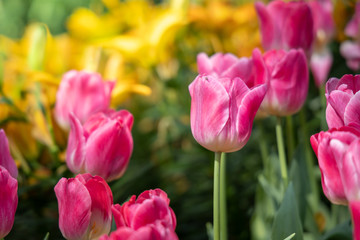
[189,71,267,152]
[54,174,113,240]
[255,0,314,53]
[310,124,360,205]
[55,70,114,129]
[325,74,360,129]
[0,166,17,239]
[197,53,255,86]
[252,48,308,116]
[66,110,133,182]
[0,129,18,178]
[340,2,360,71]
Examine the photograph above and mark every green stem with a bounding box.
[276,117,288,188]
[320,85,327,131]
[299,109,319,209]
[286,115,295,161]
[220,153,227,240]
[214,152,222,240]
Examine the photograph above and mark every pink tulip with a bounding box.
[255,0,314,53]
[0,166,18,239]
[340,2,360,71]
[197,53,255,86]
[340,139,360,239]
[252,48,308,116]
[325,74,360,129]
[0,129,18,179]
[66,109,133,182]
[54,173,113,240]
[55,70,115,129]
[308,0,335,86]
[112,189,176,231]
[310,124,360,205]
[189,70,267,152]
[100,224,178,240]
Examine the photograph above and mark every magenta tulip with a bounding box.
[0,129,18,179]
[112,189,176,231]
[0,166,18,239]
[255,0,314,53]
[66,109,133,182]
[310,124,360,205]
[252,48,308,116]
[54,174,113,240]
[189,72,267,152]
[55,70,115,129]
[350,201,360,240]
[340,2,360,71]
[325,74,360,129]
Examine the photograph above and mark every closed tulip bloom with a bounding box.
[197,53,255,86]
[253,48,308,116]
[255,0,314,53]
[325,74,360,129]
[0,166,18,239]
[54,174,113,240]
[310,124,360,205]
[66,110,133,182]
[55,70,115,129]
[112,189,177,232]
[0,129,18,178]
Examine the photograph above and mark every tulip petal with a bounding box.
[255,2,275,50]
[341,140,360,200]
[350,200,360,240]
[310,50,333,87]
[0,167,17,239]
[54,178,92,240]
[85,120,133,181]
[327,90,352,128]
[340,41,360,71]
[197,53,213,75]
[66,114,86,173]
[345,91,360,126]
[84,176,113,238]
[0,130,18,179]
[189,75,229,152]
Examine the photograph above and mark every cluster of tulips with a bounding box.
[0,0,360,239]
[0,69,178,239]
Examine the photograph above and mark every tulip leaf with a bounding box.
[271,183,304,240]
[284,233,296,240]
[43,232,49,240]
[320,220,352,240]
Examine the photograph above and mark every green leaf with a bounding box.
[43,232,49,240]
[321,221,352,240]
[271,183,304,240]
[284,233,296,240]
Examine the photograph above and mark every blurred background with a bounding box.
[0,0,358,239]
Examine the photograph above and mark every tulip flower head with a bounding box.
[103,189,178,240]
[253,48,309,116]
[54,174,113,240]
[325,74,360,129]
[66,109,133,182]
[0,129,18,179]
[55,70,115,129]
[255,0,314,53]
[0,166,18,239]
[310,124,360,205]
[189,72,267,152]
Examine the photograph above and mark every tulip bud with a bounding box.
[310,124,360,205]
[66,110,133,182]
[0,129,18,179]
[55,70,115,129]
[0,166,18,239]
[253,48,308,116]
[54,174,113,240]
[325,74,360,129]
[255,0,314,53]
